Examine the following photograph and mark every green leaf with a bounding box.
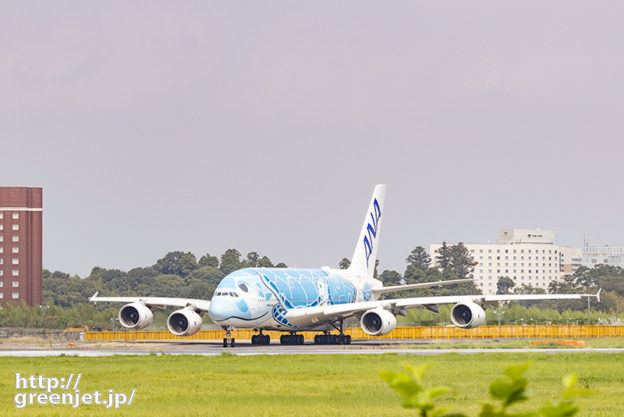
[504,362,532,381]
[539,401,580,417]
[478,402,499,417]
[404,362,431,382]
[562,374,577,390]
[562,388,591,399]
[490,380,515,399]
[426,386,453,399]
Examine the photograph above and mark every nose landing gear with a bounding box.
[222,328,235,347]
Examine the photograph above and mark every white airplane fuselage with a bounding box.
[208,267,382,330]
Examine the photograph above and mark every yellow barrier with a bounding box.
[85,325,624,342]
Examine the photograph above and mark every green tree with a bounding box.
[380,270,402,286]
[406,246,431,270]
[220,249,243,275]
[404,246,430,286]
[257,256,274,268]
[496,277,515,295]
[339,258,351,269]
[434,241,452,273]
[404,263,427,284]
[154,251,198,277]
[448,243,477,280]
[198,253,219,268]
[245,251,260,267]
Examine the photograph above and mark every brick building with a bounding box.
[0,187,42,306]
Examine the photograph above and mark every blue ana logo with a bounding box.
[363,198,382,267]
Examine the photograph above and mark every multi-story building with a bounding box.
[560,246,583,274]
[582,245,624,268]
[0,187,42,306]
[430,229,577,295]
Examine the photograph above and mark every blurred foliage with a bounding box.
[381,362,589,417]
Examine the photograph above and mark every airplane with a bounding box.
[90,184,600,347]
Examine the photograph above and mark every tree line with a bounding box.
[2,243,623,329]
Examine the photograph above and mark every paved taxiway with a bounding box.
[2,340,624,356]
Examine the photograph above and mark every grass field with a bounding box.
[399,337,624,349]
[1,353,623,417]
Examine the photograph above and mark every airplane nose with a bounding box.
[208,298,237,322]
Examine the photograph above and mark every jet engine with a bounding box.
[119,302,153,330]
[167,308,203,337]
[450,302,486,329]
[360,308,397,336]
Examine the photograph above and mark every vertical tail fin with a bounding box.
[348,184,386,278]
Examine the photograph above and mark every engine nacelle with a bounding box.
[119,302,153,330]
[167,308,203,337]
[450,302,486,329]
[360,308,397,336]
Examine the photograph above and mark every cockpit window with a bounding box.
[238,283,248,293]
[214,291,240,297]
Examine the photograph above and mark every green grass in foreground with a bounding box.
[1,353,623,417]
[398,337,624,349]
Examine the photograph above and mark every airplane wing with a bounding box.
[284,290,600,326]
[371,279,471,296]
[89,292,211,312]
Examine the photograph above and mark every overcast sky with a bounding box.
[2,2,623,277]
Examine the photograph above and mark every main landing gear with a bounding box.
[280,333,304,345]
[251,330,271,345]
[314,318,351,344]
[314,332,351,345]
[222,328,235,348]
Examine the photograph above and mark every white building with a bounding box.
[430,229,579,295]
[582,245,624,268]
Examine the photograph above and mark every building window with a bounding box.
[0,224,3,230]
[0,270,3,276]
[12,258,18,265]
[0,258,3,265]
[0,281,2,287]
[12,236,19,242]
[12,247,18,254]
[0,293,3,299]
[0,212,3,219]
[12,281,18,287]
[12,292,18,299]
[0,236,3,242]
[12,270,18,276]
[12,224,18,231]
[12,212,19,219]
[0,247,2,254]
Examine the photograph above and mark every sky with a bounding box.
[1,2,623,277]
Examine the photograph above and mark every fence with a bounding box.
[84,325,624,342]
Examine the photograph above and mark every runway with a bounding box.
[2,340,624,357]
